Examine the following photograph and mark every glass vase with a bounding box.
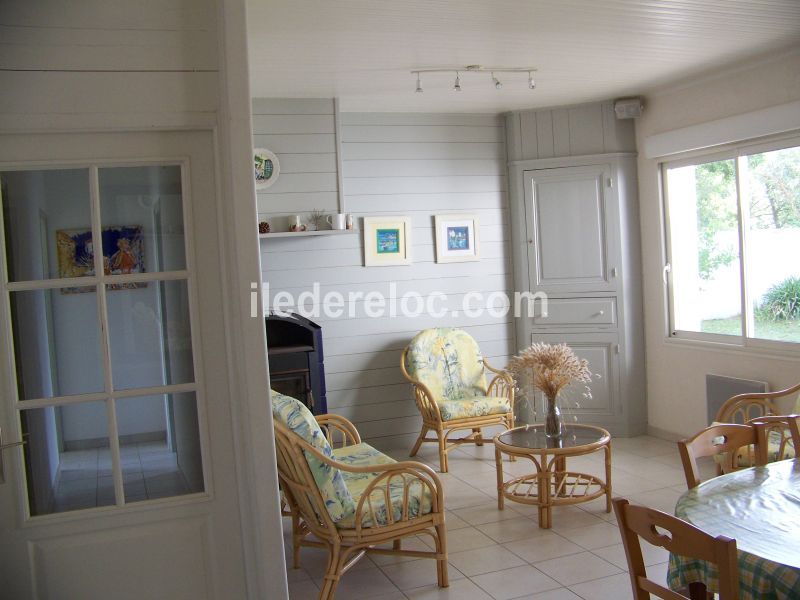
[544,393,563,439]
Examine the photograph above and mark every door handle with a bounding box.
[0,427,27,484]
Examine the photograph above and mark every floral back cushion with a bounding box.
[270,390,355,522]
[405,328,487,402]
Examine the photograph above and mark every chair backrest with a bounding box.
[613,498,739,600]
[677,423,760,489]
[716,381,800,424]
[748,414,800,464]
[403,328,487,402]
[270,390,355,522]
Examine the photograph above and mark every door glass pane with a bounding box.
[106,280,194,390]
[1,169,94,282]
[10,287,104,400]
[98,166,186,274]
[666,159,742,336]
[116,393,204,502]
[21,401,114,516]
[742,146,800,342]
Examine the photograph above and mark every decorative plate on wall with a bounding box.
[254,148,280,190]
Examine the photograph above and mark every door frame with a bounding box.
[0,0,287,595]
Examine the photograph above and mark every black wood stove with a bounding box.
[265,312,327,414]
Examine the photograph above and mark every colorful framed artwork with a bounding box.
[363,217,411,266]
[434,214,480,263]
[254,148,280,190]
[56,225,146,293]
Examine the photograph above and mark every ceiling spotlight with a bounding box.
[453,71,462,92]
[528,72,536,90]
[415,73,423,93]
[492,72,502,90]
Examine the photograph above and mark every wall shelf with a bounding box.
[259,229,358,239]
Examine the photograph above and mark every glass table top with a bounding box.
[497,424,609,450]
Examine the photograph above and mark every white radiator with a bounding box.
[706,374,768,424]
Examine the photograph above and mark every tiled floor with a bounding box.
[282,434,713,600]
[53,441,189,512]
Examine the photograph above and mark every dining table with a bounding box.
[667,458,800,599]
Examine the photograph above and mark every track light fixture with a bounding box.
[410,65,537,93]
[492,72,502,90]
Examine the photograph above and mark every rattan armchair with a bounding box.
[272,402,448,600]
[400,328,515,472]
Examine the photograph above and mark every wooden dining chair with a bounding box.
[747,414,800,465]
[677,423,761,489]
[613,498,740,600]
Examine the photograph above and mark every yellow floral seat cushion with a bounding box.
[710,424,795,470]
[438,395,511,421]
[333,443,433,529]
[271,391,355,522]
[405,328,511,423]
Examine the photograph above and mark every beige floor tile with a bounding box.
[646,560,670,586]
[533,551,622,586]
[288,579,318,599]
[548,506,609,531]
[503,532,583,563]
[629,487,684,514]
[404,577,494,599]
[453,502,525,525]
[370,536,435,566]
[471,565,561,599]
[421,526,496,551]
[285,567,310,583]
[444,510,472,530]
[448,545,526,576]
[476,517,550,544]
[380,558,464,590]
[556,522,623,550]
[314,566,400,599]
[512,589,582,600]
[297,545,374,576]
[444,487,495,510]
[592,540,669,569]
[568,572,633,599]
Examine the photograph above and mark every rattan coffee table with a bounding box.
[494,424,612,528]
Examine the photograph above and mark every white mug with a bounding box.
[327,213,346,230]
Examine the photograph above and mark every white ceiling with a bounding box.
[246,0,800,113]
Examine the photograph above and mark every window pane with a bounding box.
[743,146,800,343]
[98,166,186,274]
[116,393,204,503]
[10,287,104,400]
[106,280,194,390]
[21,401,114,516]
[666,159,742,336]
[1,169,94,282]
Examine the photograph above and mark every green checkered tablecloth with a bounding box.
[667,459,800,599]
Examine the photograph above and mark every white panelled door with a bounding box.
[0,131,248,599]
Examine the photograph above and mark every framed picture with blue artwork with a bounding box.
[434,214,480,263]
[363,216,411,266]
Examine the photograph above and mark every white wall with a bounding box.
[636,50,800,438]
[257,101,515,442]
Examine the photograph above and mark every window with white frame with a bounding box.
[663,137,800,347]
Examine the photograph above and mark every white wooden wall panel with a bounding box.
[506,100,637,162]
[258,109,515,439]
[252,99,340,218]
[0,72,219,130]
